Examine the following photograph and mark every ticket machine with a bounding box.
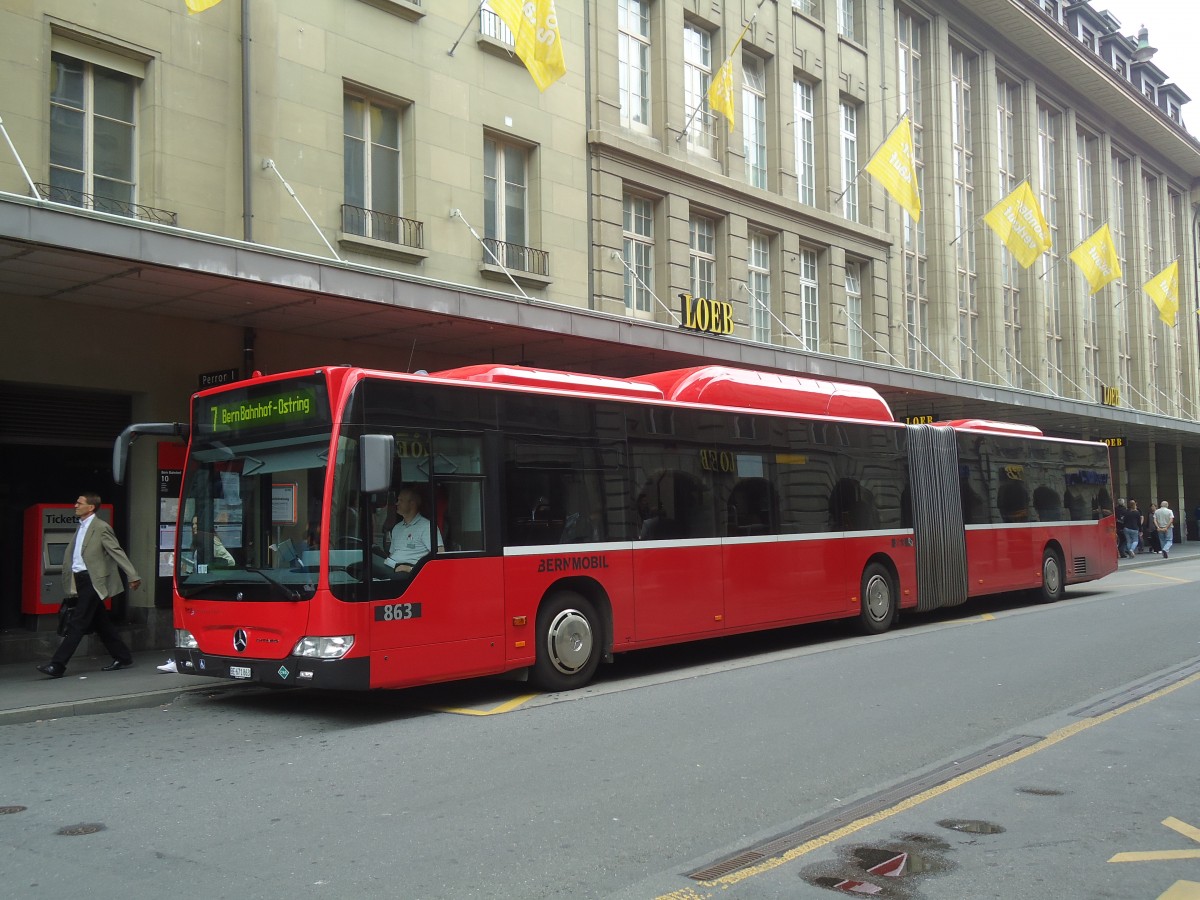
[22,503,114,626]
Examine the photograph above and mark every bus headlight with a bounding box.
[176,629,199,649]
[292,635,355,659]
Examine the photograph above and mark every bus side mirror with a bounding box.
[360,434,394,494]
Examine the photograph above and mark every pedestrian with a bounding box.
[1115,499,1127,558]
[1154,500,1175,559]
[1121,500,1141,558]
[1142,502,1160,554]
[36,493,141,678]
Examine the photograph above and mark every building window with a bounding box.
[748,231,771,343]
[792,0,818,17]
[623,194,654,313]
[618,0,651,131]
[743,54,768,189]
[49,52,137,213]
[840,102,858,220]
[793,79,816,206]
[798,247,819,351]
[484,135,531,270]
[343,92,402,241]
[837,0,858,42]
[1076,129,1099,401]
[683,23,717,156]
[1038,104,1062,395]
[1112,151,1131,398]
[689,214,716,301]
[951,47,976,380]
[1143,173,1163,411]
[845,261,862,360]
[897,9,927,371]
[997,77,1022,388]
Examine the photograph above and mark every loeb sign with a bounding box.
[679,293,735,336]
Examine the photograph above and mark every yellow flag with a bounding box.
[983,181,1052,269]
[865,117,921,222]
[1144,260,1179,327]
[489,0,567,92]
[707,58,735,133]
[1070,224,1122,295]
[185,0,223,12]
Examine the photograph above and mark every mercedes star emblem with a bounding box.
[233,629,248,653]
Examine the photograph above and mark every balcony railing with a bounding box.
[480,8,514,44]
[482,238,549,276]
[341,204,424,249]
[34,183,177,226]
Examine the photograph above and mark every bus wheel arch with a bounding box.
[1037,542,1066,603]
[858,556,898,635]
[530,579,610,691]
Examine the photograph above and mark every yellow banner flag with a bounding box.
[185,0,223,12]
[489,0,567,92]
[1070,224,1122,294]
[865,117,921,222]
[983,181,1051,269]
[707,59,735,133]
[1144,260,1179,327]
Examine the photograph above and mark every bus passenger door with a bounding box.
[632,462,724,641]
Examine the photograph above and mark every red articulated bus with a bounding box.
[115,364,1116,692]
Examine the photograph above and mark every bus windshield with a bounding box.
[179,376,332,601]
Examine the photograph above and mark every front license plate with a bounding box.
[230,665,252,679]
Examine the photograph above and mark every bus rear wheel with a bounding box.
[531,591,601,691]
[859,562,896,635]
[1038,548,1064,603]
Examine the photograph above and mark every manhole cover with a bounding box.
[0,806,27,815]
[1017,787,1065,796]
[937,819,1005,834]
[57,823,106,836]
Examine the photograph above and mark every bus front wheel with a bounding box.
[859,563,896,635]
[1038,548,1064,603]
[531,591,601,691]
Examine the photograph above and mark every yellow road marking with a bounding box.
[1110,817,1200,863]
[432,693,539,716]
[1131,570,1192,583]
[1157,881,1200,900]
[979,613,996,621]
[682,669,1200,889]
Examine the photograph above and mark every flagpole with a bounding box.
[832,108,908,205]
[448,1,488,57]
[949,176,1030,248]
[677,0,768,144]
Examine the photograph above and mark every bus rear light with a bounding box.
[176,629,199,650]
[292,635,355,659]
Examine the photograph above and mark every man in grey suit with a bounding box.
[36,493,142,678]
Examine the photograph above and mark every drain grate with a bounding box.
[686,735,1038,882]
[1071,658,1200,718]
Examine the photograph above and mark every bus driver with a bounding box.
[383,485,444,576]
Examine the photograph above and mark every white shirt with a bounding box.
[72,513,95,573]
[384,513,443,568]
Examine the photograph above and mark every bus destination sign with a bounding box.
[195,377,330,435]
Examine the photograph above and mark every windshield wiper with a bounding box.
[243,567,303,601]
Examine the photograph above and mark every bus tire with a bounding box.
[859,562,896,635]
[1038,548,1064,603]
[531,591,601,692]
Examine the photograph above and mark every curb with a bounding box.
[0,682,231,727]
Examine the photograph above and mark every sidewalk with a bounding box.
[0,650,228,726]
[2,541,1196,727]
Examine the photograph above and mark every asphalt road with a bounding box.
[2,560,1198,900]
